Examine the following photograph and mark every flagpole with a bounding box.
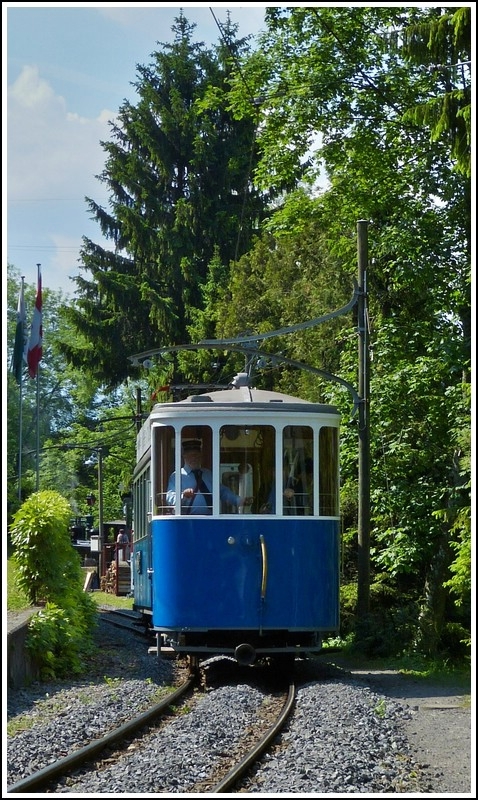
[35,368,40,491]
[18,368,23,499]
[27,263,42,491]
[12,275,27,500]
[34,264,41,490]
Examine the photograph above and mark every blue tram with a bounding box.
[132,373,341,667]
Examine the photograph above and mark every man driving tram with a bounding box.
[166,437,253,514]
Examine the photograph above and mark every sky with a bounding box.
[4,3,269,296]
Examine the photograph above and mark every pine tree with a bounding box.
[60,11,267,387]
[401,6,471,178]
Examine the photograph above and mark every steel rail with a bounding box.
[7,676,196,794]
[99,607,149,637]
[210,679,296,793]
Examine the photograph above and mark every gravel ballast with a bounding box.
[6,610,469,794]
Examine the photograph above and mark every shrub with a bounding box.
[9,491,98,679]
[26,599,97,680]
[340,578,419,658]
[438,621,471,663]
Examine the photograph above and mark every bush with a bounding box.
[9,490,98,679]
[26,598,97,680]
[340,578,419,658]
[438,621,471,663]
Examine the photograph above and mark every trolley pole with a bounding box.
[356,220,370,617]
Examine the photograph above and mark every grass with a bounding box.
[321,637,471,689]
[7,556,133,612]
[90,591,134,610]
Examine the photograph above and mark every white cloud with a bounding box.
[9,63,58,108]
[6,65,117,293]
[97,6,162,29]
[8,64,114,200]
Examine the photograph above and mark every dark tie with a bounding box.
[192,469,212,512]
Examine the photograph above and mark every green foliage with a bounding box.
[373,698,387,718]
[438,621,471,662]
[341,578,421,659]
[340,575,470,665]
[9,490,98,679]
[10,491,80,604]
[401,7,471,177]
[209,223,352,394]
[26,598,97,680]
[7,556,31,611]
[352,606,420,659]
[436,395,471,608]
[443,523,471,605]
[338,581,358,636]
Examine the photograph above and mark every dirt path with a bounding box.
[323,654,473,795]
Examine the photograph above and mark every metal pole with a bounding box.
[98,447,104,581]
[17,276,26,500]
[35,370,40,490]
[357,220,370,617]
[18,374,23,499]
[136,386,142,433]
[34,263,41,491]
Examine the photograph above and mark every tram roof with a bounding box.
[152,384,339,415]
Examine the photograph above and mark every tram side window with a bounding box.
[319,426,339,516]
[154,426,176,515]
[282,426,314,515]
[132,468,150,539]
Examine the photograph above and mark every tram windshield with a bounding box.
[151,422,338,517]
[220,424,274,514]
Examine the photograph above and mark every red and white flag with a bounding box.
[27,266,42,379]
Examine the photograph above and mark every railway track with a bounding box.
[96,605,149,636]
[8,611,451,795]
[204,678,296,793]
[8,651,296,794]
[7,674,197,794]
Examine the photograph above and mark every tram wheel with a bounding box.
[188,654,200,676]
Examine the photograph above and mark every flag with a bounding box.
[12,279,27,385]
[27,266,42,379]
